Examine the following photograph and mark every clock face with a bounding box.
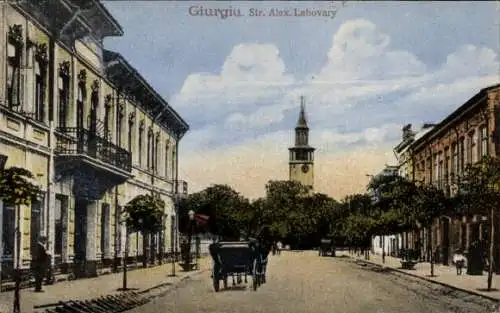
[301,164,309,173]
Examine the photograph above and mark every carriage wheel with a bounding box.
[213,268,220,292]
[252,259,259,291]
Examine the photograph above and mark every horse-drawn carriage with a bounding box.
[319,238,335,257]
[209,240,268,292]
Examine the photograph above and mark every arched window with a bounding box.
[138,122,144,166]
[6,41,21,109]
[58,64,70,128]
[165,142,169,177]
[76,84,86,129]
[147,129,153,169]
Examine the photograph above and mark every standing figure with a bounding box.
[32,236,48,292]
[276,241,282,255]
[452,249,466,275]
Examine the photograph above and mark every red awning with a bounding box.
[194,213,210,225]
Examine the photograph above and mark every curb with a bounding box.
[343,255,500,303]
[139,267,210,295]
[33,264,211,310]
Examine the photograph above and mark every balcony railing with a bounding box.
[55,127,132,172]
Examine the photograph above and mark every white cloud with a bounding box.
[175,18,499,200]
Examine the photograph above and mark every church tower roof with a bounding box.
[296,96,308,129]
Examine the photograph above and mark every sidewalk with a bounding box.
[0,257,211,313]
[339,251,500,301]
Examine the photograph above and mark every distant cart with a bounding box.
[209,241,264,292]
[319,239,335,257]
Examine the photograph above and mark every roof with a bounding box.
[103,50,189,140]
[412,83,500,151]
[296,96,308,129]
[71,0,124,38]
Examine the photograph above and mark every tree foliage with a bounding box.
[455,156,500,215]
[123,193,165,234]
[0,166,41,206]
[178,184,248,238]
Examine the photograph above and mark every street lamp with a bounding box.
[0,155,6,305]
[187,210,195,270]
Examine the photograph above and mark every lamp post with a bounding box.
[170,197,177,277]
[187,210,195,270]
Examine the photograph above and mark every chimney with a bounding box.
[422,123,436,129]
[402,124,414,141]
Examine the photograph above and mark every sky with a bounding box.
[102,1,500,201]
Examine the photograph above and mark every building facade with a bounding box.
[410,84,500,266]
[0,0,189,281]
[289,96,315,191]
[370,165,403,257]
[393,123,435,252]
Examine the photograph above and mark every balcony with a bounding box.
[54,127,133,200]
[55,127,132,172]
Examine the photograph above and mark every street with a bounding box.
[125,251,497,313]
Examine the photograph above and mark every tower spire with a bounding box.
[296,96,308,128]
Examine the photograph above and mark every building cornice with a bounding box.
[103,50,190,141]
[411,84,499,152]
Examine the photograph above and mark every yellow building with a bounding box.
[289,96,315,191]
[0,0,189,281]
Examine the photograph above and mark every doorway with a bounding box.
[74,199,87,277]
[441,219,450,265]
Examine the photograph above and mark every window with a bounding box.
[100,203,110,258]
[76,84,85,129]
[444,147,450,185]
[54,195,67,257]
[58,75,69,128]
[147,130,152,169]
[426,157,432,183]
[89,91,98,133]
[437,152,444,188]
[128,120,133,152]
[34,60,45,122]
[138,127,144,166]
[104,103,111,140]
[155,134,160,172]
[116,114,123,147]
[171,148,176,180]
[451,143,458,177]
[30,195,44,257]
[467,131,474,164]
[2,205,15,258]
[458,138,465,173]
[6,42,21,109]
[165,143,169,177]
[480,125,488,157]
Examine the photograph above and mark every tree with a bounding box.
[0,166,41,313]
[178,184,249,239]
[264,180,311,247]
[123,193,165,267]
[0,166,41,205]
[456,156,500,291]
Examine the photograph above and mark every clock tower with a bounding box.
[289,96,315,191]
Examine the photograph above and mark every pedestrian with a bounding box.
[32,235,48,292]
[452,249,466,275]
[276,241,282,255]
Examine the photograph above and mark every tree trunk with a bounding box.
[142,230,149,268]
[382,236,386,264]
[122,232,129,290]
[429,226,435,277]
[487,206,495,291]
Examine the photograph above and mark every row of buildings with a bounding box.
[0,0,189,282]
[371,83,500,269]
